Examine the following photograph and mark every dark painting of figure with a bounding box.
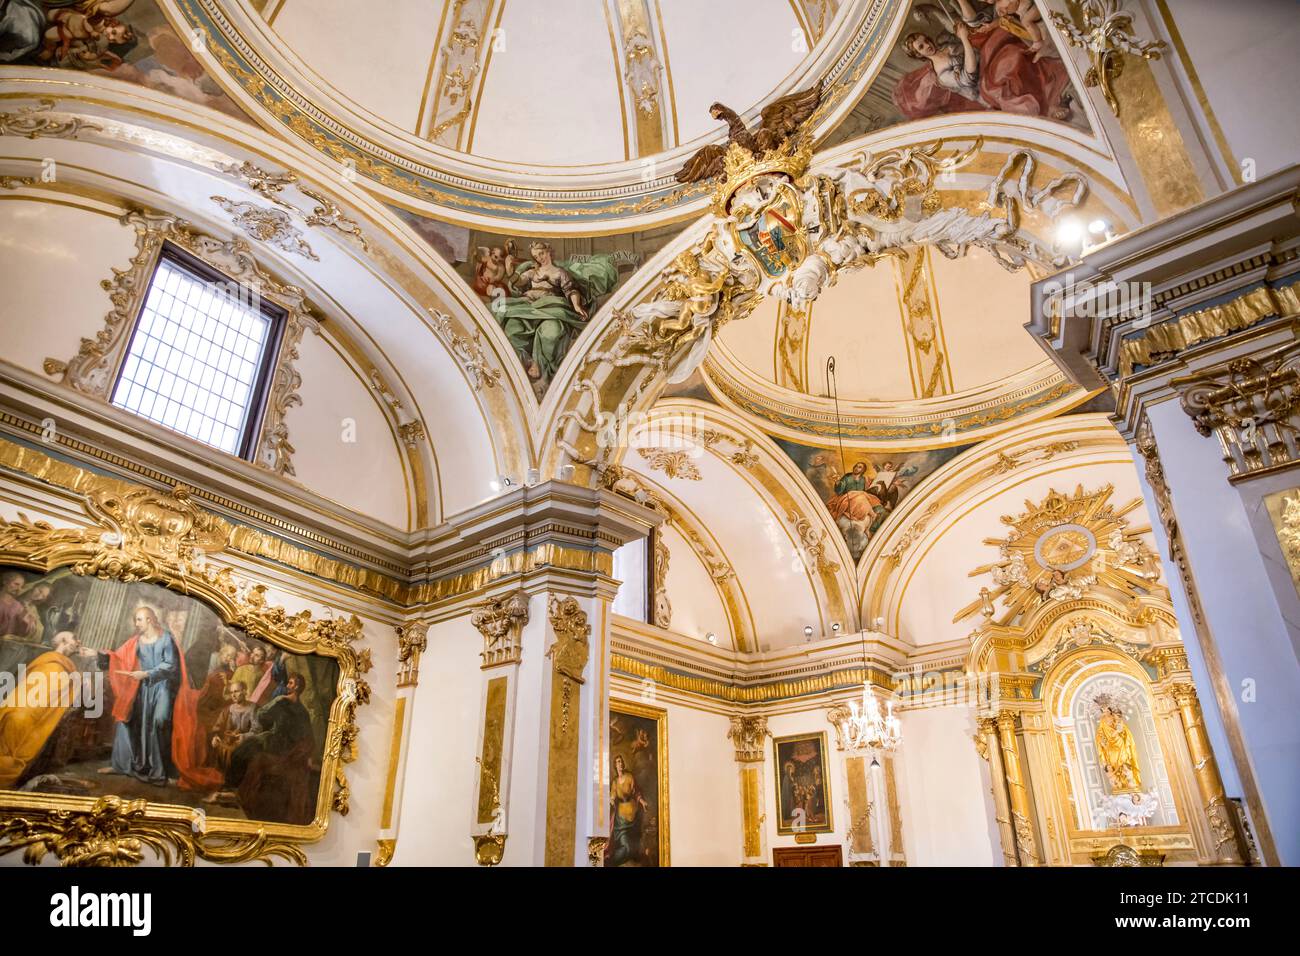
[0,0,247,119]
[773,733,832,835]
[823,0,1088,149]
[0,564,337,826]
[605,703,668,866]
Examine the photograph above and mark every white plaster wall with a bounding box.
[284,332,409,530]
[650,699,741,866]
[1144,400,1300,865]
[1165,0,1300,179]
[659,524,732,647]
[0,198,411,532]
[897,704,1000,866]
[389,615,481,866]
[0,200,136,379]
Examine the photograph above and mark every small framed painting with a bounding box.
[773,731,833,835]
[606,701,669,866]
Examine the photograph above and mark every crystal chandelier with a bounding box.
[843,680,902,752]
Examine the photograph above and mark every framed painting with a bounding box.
[773,731,833,836]
[0,480,370,866]
[605,700,669,866]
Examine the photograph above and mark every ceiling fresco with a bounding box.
[775,439,968,564]
[823,0,1091,149]
[0,0,247,120]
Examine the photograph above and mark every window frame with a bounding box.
[110,242,288,462]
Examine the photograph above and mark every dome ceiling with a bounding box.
[162,0,904,228]
[706,245,1081,449]
[260,0,829,167]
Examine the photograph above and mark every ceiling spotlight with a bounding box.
[874,616,885,630]
[706,632,717,645]
[831,622,841,633]
[803,625,814,639]
[1088,218,1109,235]
[1056,217,1084,247]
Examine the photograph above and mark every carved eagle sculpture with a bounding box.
[674,81,824,184]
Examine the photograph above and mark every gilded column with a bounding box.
[544,595,591,866]
[375,619,428,867]
[469,590,530,866]
[882,754,906,866]
[996,711,1041,866]
[976,716,1019,867]
[1170,681,1247,864]
[727,715,770,866]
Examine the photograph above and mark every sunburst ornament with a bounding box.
[955,485,1160,626]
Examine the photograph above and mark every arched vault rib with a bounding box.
[859,413,1159,649]
[603,469,756,653]
[609,398,857,641]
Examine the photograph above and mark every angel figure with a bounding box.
[675,82,823,183]
[38,0,138,70]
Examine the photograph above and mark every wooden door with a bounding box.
[772,845,843,867]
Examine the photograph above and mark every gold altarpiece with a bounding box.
[969,595,1248,866]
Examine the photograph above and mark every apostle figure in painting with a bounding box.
[826,461,883,527]
[231,644,269,701]
[0,631,95,788]
[100,605,220,790]
[0,570,36,638]
[1096,704,1142,793]
[214,671,316,824]
[605,753,650,866]
[207,679,255,773]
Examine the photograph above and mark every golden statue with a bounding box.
[1095,705,1142,792]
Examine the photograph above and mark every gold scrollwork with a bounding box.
[0,481,371,866]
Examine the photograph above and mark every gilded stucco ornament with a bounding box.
[1051,0,1167,117]
[546,596,590,735]
[1171,334,1300,479]
[42,209,317,478]
[215,160,299,208]
[0,482,371,866]
[429,309,502,391]
[211,196,320,261]
[0,99,100,139]
[559,127,1088,473]
[472,590,530,668]
[955,485,1159,627]
[727,715,770,762]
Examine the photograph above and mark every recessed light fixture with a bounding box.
[831,622,841,633]
[1056,217,1084,247]
[803,625,814,638]
[1088,218,1108,235]
[706,632,717,645]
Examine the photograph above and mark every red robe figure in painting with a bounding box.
[893,13,1072,121]
[102,606,222,791]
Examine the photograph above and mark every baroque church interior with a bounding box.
[0,0,1297,879]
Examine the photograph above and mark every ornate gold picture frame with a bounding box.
[606,700,669,866]
[773,731,833,836]
[0,477,370,866]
